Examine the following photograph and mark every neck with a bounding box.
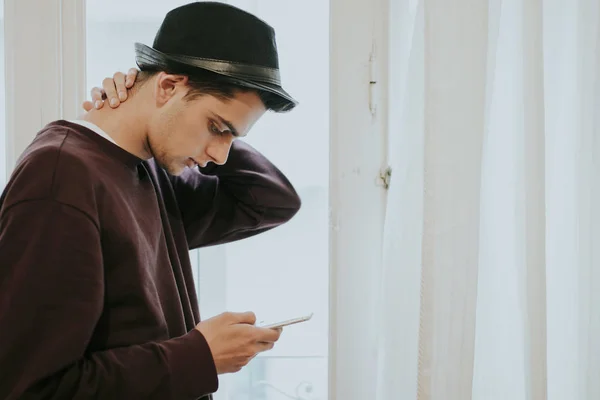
[82,91,153,160]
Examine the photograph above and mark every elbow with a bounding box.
[285,191,302,221]
[271,189,301,225]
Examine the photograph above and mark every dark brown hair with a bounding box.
[135,68,295,112]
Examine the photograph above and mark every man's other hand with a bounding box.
[196,311,282,374]
[82,68,138,111]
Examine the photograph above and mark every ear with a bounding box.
[154,73,189,105]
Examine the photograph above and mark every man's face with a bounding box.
[147,74,266,175]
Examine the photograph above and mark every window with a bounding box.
[85,1,329,398]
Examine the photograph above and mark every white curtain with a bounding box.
[376,0,600,399]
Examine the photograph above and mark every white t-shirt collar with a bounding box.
[68,119,118,145]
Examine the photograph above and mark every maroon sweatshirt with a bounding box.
[0,120,300,400]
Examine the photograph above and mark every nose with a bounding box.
[206,134,234,165]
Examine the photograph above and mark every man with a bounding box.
[0,2,300,399]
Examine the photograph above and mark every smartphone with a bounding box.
[258,313,314,329]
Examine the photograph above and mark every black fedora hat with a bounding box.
[134,1,298,110]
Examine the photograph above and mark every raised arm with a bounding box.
[168,140,300,249]
[0,199,218,399]
[83,69,301,249]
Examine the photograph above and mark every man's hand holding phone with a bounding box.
[195,311,282,374]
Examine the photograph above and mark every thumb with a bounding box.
[234,311,256,325]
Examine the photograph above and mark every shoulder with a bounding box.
[1,123,107,216]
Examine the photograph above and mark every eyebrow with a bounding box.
[212,113,245,137]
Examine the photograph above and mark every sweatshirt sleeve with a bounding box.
[169,140,302,249]
[0,199,218,400]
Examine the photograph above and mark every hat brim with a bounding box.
[134,43,298,109]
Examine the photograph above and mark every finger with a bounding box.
[255,326,282,343]
[82,101,93,112]
[113,72,128,102]
[102,77,120,108]
[90,87,105,109]
[254,341,275,353]
[126,68,138,88]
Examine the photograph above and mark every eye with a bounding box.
[209,121,225,136]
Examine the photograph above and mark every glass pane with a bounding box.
[86,0,193,90]
[86,1,329,398]
[226,357,328,400]
[0,3,6,187]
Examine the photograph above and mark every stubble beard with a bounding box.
[146,135,185,176]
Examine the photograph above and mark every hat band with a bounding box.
[134,43,282,86]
